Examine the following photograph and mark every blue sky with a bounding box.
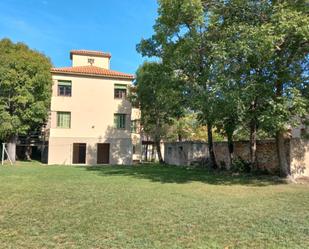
[0,0,158,74]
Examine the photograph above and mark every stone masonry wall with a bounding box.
[290,139,309,177]
[164,139,308,176]
[213,140,290,173]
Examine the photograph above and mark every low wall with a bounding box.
[214,140,290,172]
[164,139,309,176]
[165,142,209,166]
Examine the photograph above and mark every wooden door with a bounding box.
[97,143,110,164]
[73,143,86,164]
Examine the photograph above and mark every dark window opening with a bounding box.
[133,145,136,154]
[178,146,183,155]
[168,147,172,155]
[58,81,72,97]
[114,89,127,99]
[114,84,127,99]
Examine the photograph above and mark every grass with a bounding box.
[0,162,308,249]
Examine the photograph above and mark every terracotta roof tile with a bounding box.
[51,66,134,80]
[70,50,111,59]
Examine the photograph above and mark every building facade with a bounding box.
[47,50,140,165]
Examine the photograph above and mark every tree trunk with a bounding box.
[227,133,234,168]
[24,135,32,161]
[249,118,257,169]
[178,133,182,142]
[145,144,148,162]
[154,118,164,164]
[155,140,164,164]
[249,99,257,169]
[151,143,155,161]
[275,78,292,179]
[25,145,32,161]
[276,130,290,177]
[7,135,17,163]
[207,122,217,169]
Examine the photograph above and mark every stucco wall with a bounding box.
[48,73,135,165]
[48,137,132,165]
[131,107,142,161]
[164,142,209,166]
[71,54,110,69]
[50,74,132,138]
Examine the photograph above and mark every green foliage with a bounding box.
[134,62,184,143]
[231,158,252,174]
[138,1,308,172]
[138,0,219,124]
[215,1,309,136]
[0,38,52,140]
[166,112,225,142]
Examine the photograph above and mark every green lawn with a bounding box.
[0,163,308,249]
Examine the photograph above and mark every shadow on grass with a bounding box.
[83,164,285,186]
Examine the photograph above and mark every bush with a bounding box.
[231,157,251,173]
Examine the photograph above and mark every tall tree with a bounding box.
[212,0,308,175]
[138,0,220,168]
[215,85,243,166]
[138,0,308,176]
[262,1,308,177]
[209,0,274,168]
[0,39,52,162]
[134,62,184,163]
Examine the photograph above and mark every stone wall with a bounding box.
[164,142,209,166]
[290,139,309,177]
[214,140,290,172]
[164,139,308,176]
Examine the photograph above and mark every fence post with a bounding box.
[1,143,4,166]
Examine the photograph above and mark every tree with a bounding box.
[166,112,225,142]
[138,0,221,168]
[138,0,308,176]
[208,0,275,168]
[265,2,308,177]
[134,62,184,163]
[168,114,195,142]
[0,39,52,162]
[217,0,308,176]
[215,85,243,166]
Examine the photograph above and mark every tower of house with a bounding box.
[70,50,111,68]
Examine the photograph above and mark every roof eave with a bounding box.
[50,70,134,80]
[69,51,112,60]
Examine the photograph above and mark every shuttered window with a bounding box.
[58,80,72,96]
[114,84,127,99]
[57,112,71,128]
[114,114,126,129]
